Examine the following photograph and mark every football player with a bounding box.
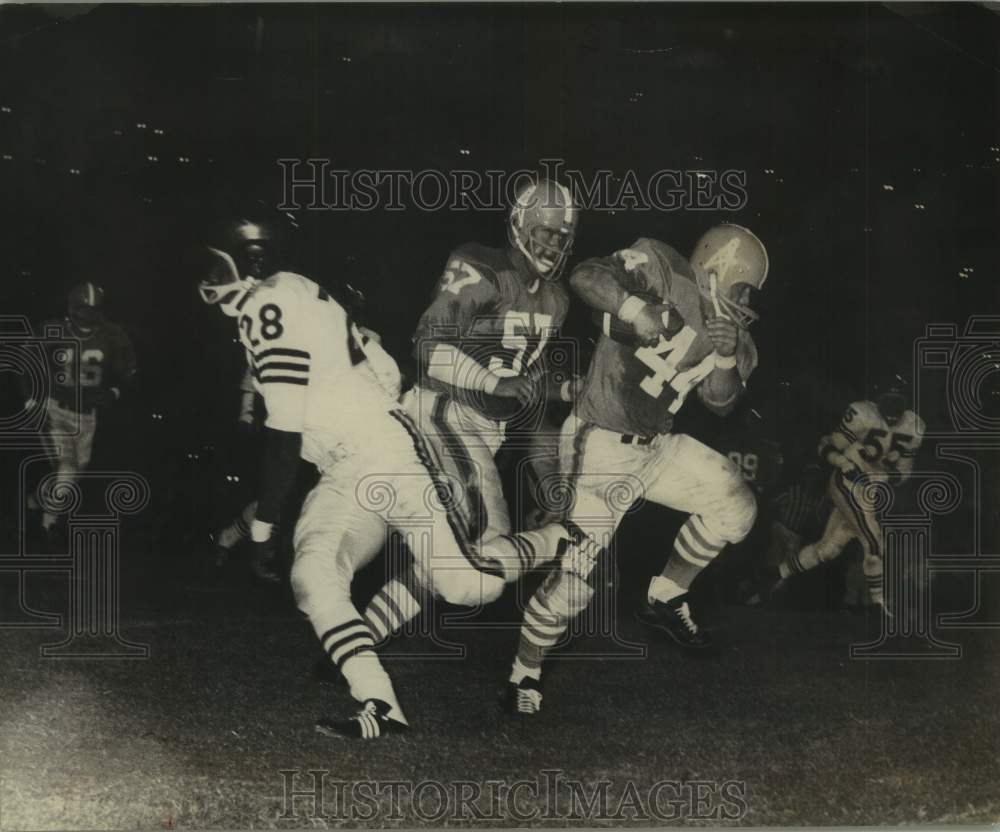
[25,282,136,544]
[503,224,768,715]
[197,219,570,739]
[770,379,924,612]
[205,228,403,582]
[361,179,584,647]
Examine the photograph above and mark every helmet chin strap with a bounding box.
[709,273,729,319]
[514,234,555,278]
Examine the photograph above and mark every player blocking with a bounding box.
[196,211,575,739]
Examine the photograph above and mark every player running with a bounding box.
[503,224,769,716]
[768,380,924,612]
[23,282,136,547]
[197,218,571,739]
[361,178,584,646]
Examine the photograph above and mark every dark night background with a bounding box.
[1,0,999,564]
[0,1,998,559]
[1,5,1000,828]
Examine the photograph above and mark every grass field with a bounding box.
[2,555,999,830]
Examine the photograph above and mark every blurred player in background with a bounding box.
[504,224,768,716]
[743,462,828,605]
[769,379,924,613]
[24,282,136,546]
[361,178,584,648]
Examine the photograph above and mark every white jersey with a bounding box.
[234,272,401,450]
[833,400,924,479]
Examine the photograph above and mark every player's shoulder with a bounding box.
[97,320,131,344]
[625,238,695,279]
[249,271,318,307]
[844,400,879,425]
[447,243,506,285]
[902,409,926,437]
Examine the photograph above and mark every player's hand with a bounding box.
[560,375,585,402]
[836,455,859,480]
[705,314,739,358]
[493,376,536,405]
[632,305,668,347]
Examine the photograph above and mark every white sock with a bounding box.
[509,657,541,685]
[648,575,685,605]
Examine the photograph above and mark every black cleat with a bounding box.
[501,676,543,717]
[315,699,409,740]
[635,594,717,654]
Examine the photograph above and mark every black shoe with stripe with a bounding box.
[315,699,409,740]
[635,594,717,654]
[501,677,543,717]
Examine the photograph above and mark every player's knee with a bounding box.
[290,538,351,613]
[432,569,502,608]
[711,480,757,543]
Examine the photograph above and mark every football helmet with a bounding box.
[690,223,769,328]
[875,375,909,428]
[508,179,578,281]
[198,219,275,314]
[67,281,104,335]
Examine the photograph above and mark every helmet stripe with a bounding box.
[557,182,575,225]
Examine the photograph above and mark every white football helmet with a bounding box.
[198,220,274,315]
[690,223,769,328]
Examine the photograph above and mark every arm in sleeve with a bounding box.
[412,255,505,391]
[698,335,756,416]
[569,246,662,320]
[251,290,309,434]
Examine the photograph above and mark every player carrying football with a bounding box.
[361,178,585,646]
[769,380,924,612]
[197,218,570,739]
[503,224,769,716]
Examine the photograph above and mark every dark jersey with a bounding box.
[413,243,569,421]
[574,238,757,437]
[36,318,136,412]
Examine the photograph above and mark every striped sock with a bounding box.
[781,543,824,578]
[314,604,404,721]
[510,570,594,683]
[659,515,727,591]
[216,501,257,550]
[491,524,566,582]
[364,574,423,646]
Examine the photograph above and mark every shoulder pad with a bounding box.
[845,400,879,427]
[252,272,313,303]
[904,410,926,437]
[448,243,505,286]
[633,238,696,282]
